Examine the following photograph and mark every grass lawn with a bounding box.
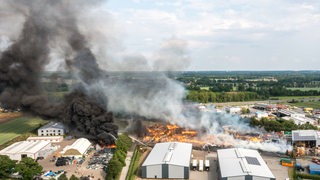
[0,117,47,145]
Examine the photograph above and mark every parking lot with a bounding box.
[189,150,217,180]
[190,150,289,180]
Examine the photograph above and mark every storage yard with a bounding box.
[37,138,108,179]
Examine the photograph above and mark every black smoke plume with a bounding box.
[0,0,117,144]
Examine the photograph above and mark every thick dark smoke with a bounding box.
[0,0,117,144]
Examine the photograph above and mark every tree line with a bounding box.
[249,117,318,132]
[186,91,261,103]
[105,134,133,180]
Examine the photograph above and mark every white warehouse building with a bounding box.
[141,142,192,179]
[61,138,91,157]
[0,141,52,161]
[217,148,275,180]
[38,122,65,136]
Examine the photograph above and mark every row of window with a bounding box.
[40,129,62,133]
[40,133,62,136]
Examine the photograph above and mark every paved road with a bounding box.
[213,97,320,107]
[119,151,133,180]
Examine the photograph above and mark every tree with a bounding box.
[16,157,42,180]
[105,158,122,180]
[0,155,16,178]
[241,108,248,114]
[70,174,79,180]
[57,173,68,180]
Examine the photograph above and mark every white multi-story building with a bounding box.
[38,122,65,136]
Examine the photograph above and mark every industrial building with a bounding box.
[226,106,241,114]
[279,109,316,125]
[217,148,275,180]
[61,138,91,157]
[27,136,63,143]
[0,141,53,161]
[141,142,192,179]
[292,130,320,148]
[38,122,65,136]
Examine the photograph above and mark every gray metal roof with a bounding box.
[217,148,275,179]
[292,130,320,141]
[142,142,192,167]
[39,121,64,130]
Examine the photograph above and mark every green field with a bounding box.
[284,101,320,109]
[0,117,47,145]
[287,87,320,91]
[270,96,320,100]
[200,86,210,90]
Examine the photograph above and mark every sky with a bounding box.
[104,0,320,71]
[0,0,319,71]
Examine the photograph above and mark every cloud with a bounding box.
[107,0,320,70]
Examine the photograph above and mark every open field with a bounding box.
[285,101,320,109]
[0,112,22,123]
[269,96,320,100]
[200,86,210,90]
[0,117,47,145]
[287,87,320,91]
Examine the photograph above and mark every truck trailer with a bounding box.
[199,160,204,171]
[192,159,197,170]
[205,160,210,171]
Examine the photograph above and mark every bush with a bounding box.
[297,172,320,179]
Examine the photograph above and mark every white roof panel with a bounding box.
[218,148,275,179]
[0,141,50,155]
[63,138,91,155]
[142,142,192,167]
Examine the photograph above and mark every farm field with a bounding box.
[287,87,320,91]
[284,101,320,109]
[0,112,22,123]
[269,96,320,100]
[0,117,47,145]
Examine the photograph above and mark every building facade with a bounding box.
[141,142,192,179]
[38,122,65,136]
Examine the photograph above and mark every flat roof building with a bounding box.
[217,148,275,180]
[27,136,63,143]
[292,130,320,147]
[141,142,192,179]
[0,141,52,161]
